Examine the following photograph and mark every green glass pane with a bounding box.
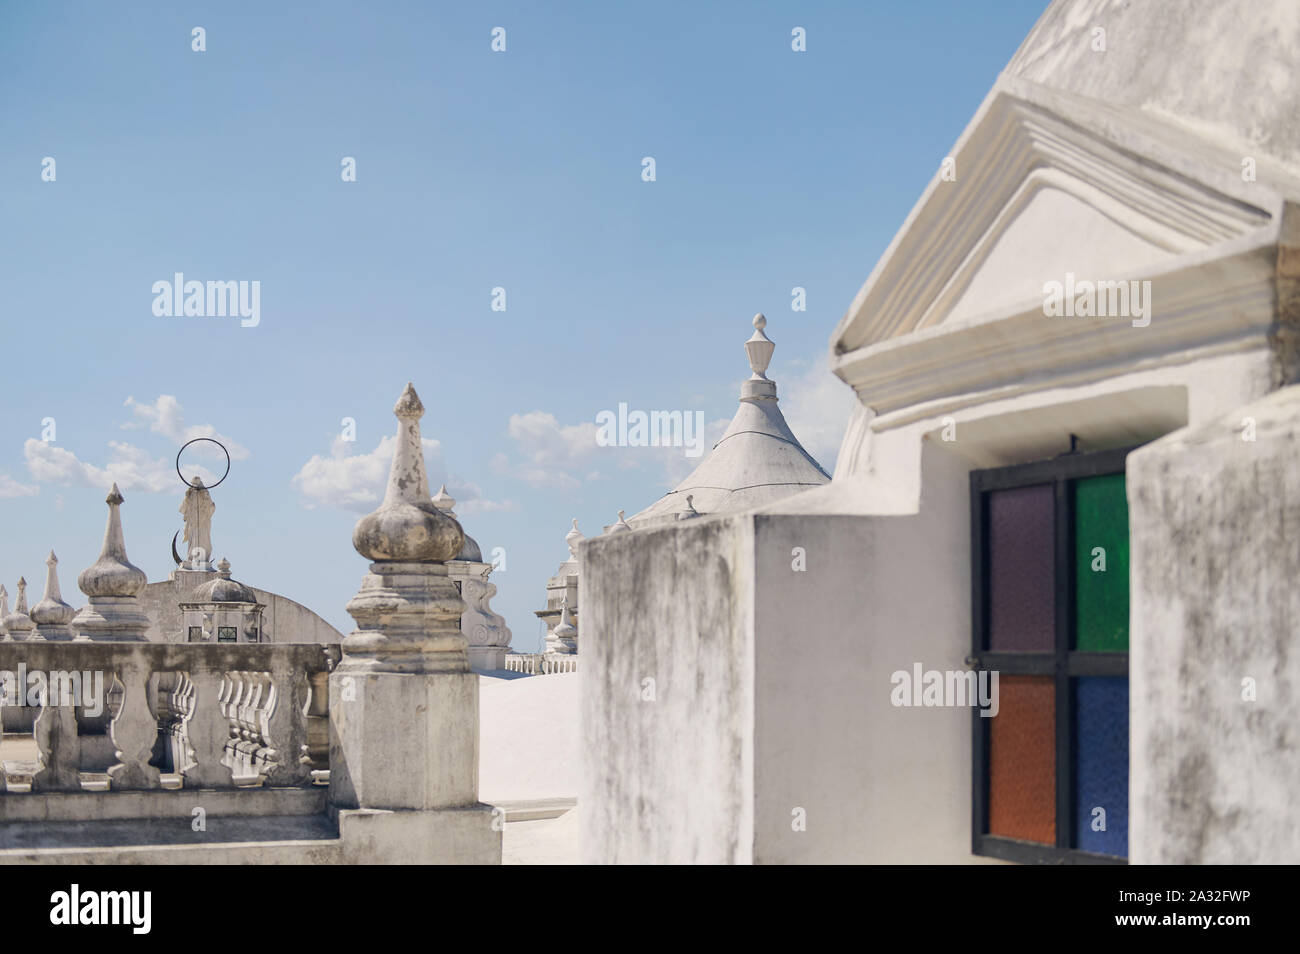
[1074,473,1129,651]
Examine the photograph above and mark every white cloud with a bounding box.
[777,358,856,474]
[122,395,251,461]
[7,395,246,497]
[497,411,603,488]
[291,434,512,515]
[497,407,737,490]
[22,438,204,493]
[0,473,38,498]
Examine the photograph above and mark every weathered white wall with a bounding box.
[581,518,755,864]
[1128,384,1300,863]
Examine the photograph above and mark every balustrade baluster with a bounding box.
[109,661,161,790]
[181,667,235,789]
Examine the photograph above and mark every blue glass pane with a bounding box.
[1074,676,1128,857]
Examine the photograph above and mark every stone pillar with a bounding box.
[30,551,75,641]
[72,483,150,642]
[1128,384,1300,863]
[328,383,500,864]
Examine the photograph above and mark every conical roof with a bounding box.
[629,314,829,527]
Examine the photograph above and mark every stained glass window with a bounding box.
[987,675,1055,845]
[972,447,1132,863]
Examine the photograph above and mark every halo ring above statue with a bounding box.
[175,438,231,489]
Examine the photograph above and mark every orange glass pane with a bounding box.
[988,675,1055,845]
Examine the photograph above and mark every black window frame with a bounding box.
[969,445,1134,865]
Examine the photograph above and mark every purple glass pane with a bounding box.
[987,484,1055,651]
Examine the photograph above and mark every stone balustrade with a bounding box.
[504,653,578,675]
[0,386,498,864]
[0,642,337,795]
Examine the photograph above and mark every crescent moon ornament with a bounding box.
[172,530,183,566]
[175,438,231,489]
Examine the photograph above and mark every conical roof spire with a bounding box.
[625,313,831,527]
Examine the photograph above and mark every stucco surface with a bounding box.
[1128,384,1300,863]
[1007,0,1300,173]
[581,517,755,864]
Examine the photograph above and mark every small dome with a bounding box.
[454,531,482,563]
[189,576,258,604]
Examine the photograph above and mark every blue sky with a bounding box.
[0,0,1047,644]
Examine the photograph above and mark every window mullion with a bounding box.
[1054,476,1072,852]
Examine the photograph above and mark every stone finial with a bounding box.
[431,484,484,563]
[565,518,585,561]
[551,595,577,655]
[342,383,469,676]
[217,557,232,577]
[746,313,774,379]
[741,313,779,403]
[607,510,632,535]
[78,483,147,599]
[677,494,701,520]
[351,383,464,564]
[0,584,9,639]
[31,551,76,640]
[74,486,152,642]
[3,578,35,640]
[432,484,456,514]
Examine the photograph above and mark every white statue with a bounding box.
[180,477,215,568]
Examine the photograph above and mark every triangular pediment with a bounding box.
[832,87,1273,354]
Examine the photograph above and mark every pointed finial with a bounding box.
[217,557,231,577]
[394,381,424,418]
[31,549,76,635]
[432,484,457,514]
[554,595,576,638]
[0,585,9,638]
[79,484,147,599]
[677,493,701,520]
[741,313,778,403]
[45,551,62,601]
[607,510,632,534]
[565,518,585,560]
[745,313,775,379]
[3,578,34,640]
[352,383,463,563]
